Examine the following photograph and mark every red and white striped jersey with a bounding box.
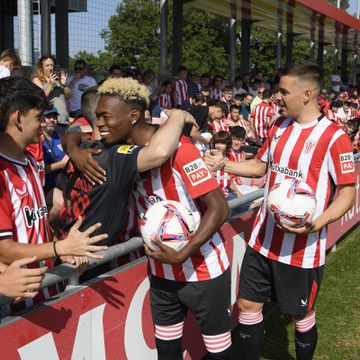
[210,118,229,133]
[226,115,247,129]
[250,116,356,268]
[159,93,173,109]
[211,88,222,100]
[0,152,56,309]
[251,102,274,140]
[174,79,188,107]
[269,101,281,118]
[213,169,233,197]
[25,138,45,186]
[132,136,229,282]
[325,109,338,123]
[229,149,246,162]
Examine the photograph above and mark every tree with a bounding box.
[327,0,350,10]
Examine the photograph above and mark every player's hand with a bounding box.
[278,221,316,234]
[144,239,185,265]
[204,149,226,171]
[71,147,106,185]
[58,217,108,259]
[0,257,47,299]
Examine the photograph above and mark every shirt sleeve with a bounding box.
[110,145,143,191]
[173,141,219,199]
[0,176,13,238]
[328,132,356,185]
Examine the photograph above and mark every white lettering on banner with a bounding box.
[17,304,106,360]
[341,175,360,226]
[124,277,157,360]
[18,333,59,360]
[71,303,106,360]
[231,233,246,306]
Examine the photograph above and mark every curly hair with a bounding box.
[98,78,150,111]
[34,55,56,83]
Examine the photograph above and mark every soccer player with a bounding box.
[0,77,108,309]
[65,78,233,359]
[205,62,356,360]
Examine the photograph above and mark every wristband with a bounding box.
[53,240,59,257]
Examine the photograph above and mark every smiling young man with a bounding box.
[0,77,108,310]
[205,62,356,360]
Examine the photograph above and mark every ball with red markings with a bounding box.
[267,178,317,228]
[140,200,197,252]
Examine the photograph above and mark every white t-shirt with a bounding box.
[0,65,10,79]
[67,75,97,112]
[331,74,341,93]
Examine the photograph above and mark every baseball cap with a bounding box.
[43,107,59,116]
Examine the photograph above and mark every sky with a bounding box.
[13,0,360,59]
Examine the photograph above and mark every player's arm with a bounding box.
[145,188,228,264]
[205,149,267,178]
[137,110,197,172]
[282,184,356,234]
[61,131,106,185]
[0,218,108,264]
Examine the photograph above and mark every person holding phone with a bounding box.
[32,55,70,126]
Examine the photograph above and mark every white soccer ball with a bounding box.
[140,200,197,252]
[267,178,317,228]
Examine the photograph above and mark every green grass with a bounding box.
[229,225,360,360]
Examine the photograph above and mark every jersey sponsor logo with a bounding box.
[147,195,163,206]
[183,158,212,186]
[23,205,47,228]
[117,145,138,154]
[270,162,303,179]
[339,152,354,174]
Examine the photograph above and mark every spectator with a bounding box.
[220,85,233,112]
[173,65,189,108]
[241,73,251,92]
[233,75,247,96]
[0,49,21,78]
[32,55,70,126]
[67,59,97,118]
[42,107,69,232]
[108,64,123,79]
[226,104,247,130]
[158,80,173,109]
[249,79,263,100]
[331,66,342,93]
[239,92,253,122]
[187,69,200,97]
[326,101,342,125]
[199,73,211,90]
[210,74,223,100]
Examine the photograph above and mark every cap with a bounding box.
[44,107,59,116]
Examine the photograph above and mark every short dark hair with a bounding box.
[223,85,233,93]
[0,77,48,132]
[74,59,87,69]
[263,89,272,99]
[177,65,187,73]
[330,100,342,109]
[230,125,246,140]
[81,86,99,126]
[211,131,232,153]
[282,62,324,92]
[109,64,122,74]
[230,104,240,112]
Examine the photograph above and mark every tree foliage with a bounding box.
[72,0,336,82]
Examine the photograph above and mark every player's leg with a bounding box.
[150,275,185,360]
[237,247,271,360]
[271,261,324,360]
[180,268,233,359]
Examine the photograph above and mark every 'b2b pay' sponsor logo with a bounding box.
[183,158,212,186]
[339,152,354,174]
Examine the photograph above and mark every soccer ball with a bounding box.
[140,200,197,252]
[267,178,317,228]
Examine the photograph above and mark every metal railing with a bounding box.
[0,152,359,307]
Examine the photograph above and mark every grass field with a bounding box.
[230,224,360,360]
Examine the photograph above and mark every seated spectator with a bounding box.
[173,65,189,108]
[32,55,70,127]
[249,79,262,99]
[0,49,21,78]
[241,73,251,92]
[326,101,342,124]
[345,118,360,153]
[97,64,123,85]
[67,59,97,118]
[226,104,247,130]
[199,73,211,91]
[239,92,253,123]
[233,94,243,108]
